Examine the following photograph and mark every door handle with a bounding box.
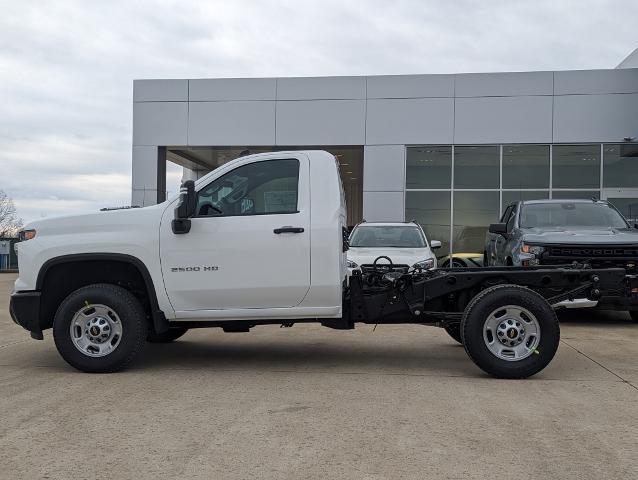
[274,226,304,234]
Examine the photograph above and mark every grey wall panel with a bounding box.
[366,98,454,145]
[188,101,276,145]
[131,146,158,189]
[133,80,188,102]
[131,146,159,206]
[553,93,638,143]
[132,188,158,207]
[455,71,553,97]
[363,145,405,191]
[554,69,638,95]
[189,78,276,101]
[362,191,405,222]
[133,102,188,146]
[454,96,553,144]
[366,74,454,98]
[276,76,366,100]
[276,100,365,145]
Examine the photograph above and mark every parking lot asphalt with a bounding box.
[1,272,637,480]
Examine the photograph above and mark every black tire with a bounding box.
[630,311,638,323]
[444,323,463,344]
[147,327,188,343]
[461,284,560,379]
[53,283,147,373]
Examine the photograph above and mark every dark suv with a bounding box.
[485,199,638,319]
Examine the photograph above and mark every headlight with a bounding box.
[347,259,359,269]
[521,243,544,255]
[413,258,435,270]
[18,229,36,241]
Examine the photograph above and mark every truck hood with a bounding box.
[24,205,164,237]
[522,227,638,245]
[348,247,434,266]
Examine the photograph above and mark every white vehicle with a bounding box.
[9,150,632,378]
[347,222,441,274]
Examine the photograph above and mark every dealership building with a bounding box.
[132,51,638,257]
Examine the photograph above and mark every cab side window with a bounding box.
[196,159,299,217]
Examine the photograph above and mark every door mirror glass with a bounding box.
[489,222,508,236]
[430,240,442,249]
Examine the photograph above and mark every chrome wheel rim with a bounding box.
[69,304,123,357]
[483,305,540,361]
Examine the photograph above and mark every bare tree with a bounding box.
[0,189,23,237]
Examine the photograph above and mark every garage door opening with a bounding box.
[162,146,363,226]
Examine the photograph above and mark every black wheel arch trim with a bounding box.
[36,253,169,334]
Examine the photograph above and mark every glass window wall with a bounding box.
[406,146,451,189]
[552,144,600,189]
[405,191,451,256]
[453,192,499,254]
[603,144,638,188]
[453,146,499,189]
[502,145,550,189]
[405,143,638,261]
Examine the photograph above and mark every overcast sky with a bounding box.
[1,0,636,224]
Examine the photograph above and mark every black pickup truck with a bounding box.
[485,199,638,320]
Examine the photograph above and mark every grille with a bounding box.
[360,264,410,273]
[546,245,638,258]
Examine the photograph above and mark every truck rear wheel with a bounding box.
[444,323,463,344]
[461,284,559,379]
[147,327,188,343]
[630,311,638,323]
[53,283,147,373]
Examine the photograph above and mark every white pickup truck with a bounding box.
[9,150,633,377]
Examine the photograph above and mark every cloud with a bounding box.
[0,0,636,223]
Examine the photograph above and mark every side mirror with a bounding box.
[489,222,508,236]
[172,180,196,234]
[430,240,442,250]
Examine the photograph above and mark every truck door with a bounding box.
[159,154,311,312]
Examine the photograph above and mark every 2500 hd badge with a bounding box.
[171,266,219,272]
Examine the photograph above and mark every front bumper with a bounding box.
[9,290,43,337]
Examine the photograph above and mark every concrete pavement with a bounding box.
[1,272,637,479]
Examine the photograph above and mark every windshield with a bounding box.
[349,226,426,248]
[520,202,628,229]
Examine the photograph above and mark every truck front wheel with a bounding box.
[630,310,638,323]
[53,284,147,373]
[461,285,560,379]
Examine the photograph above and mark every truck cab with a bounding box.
[11,150,347,371]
